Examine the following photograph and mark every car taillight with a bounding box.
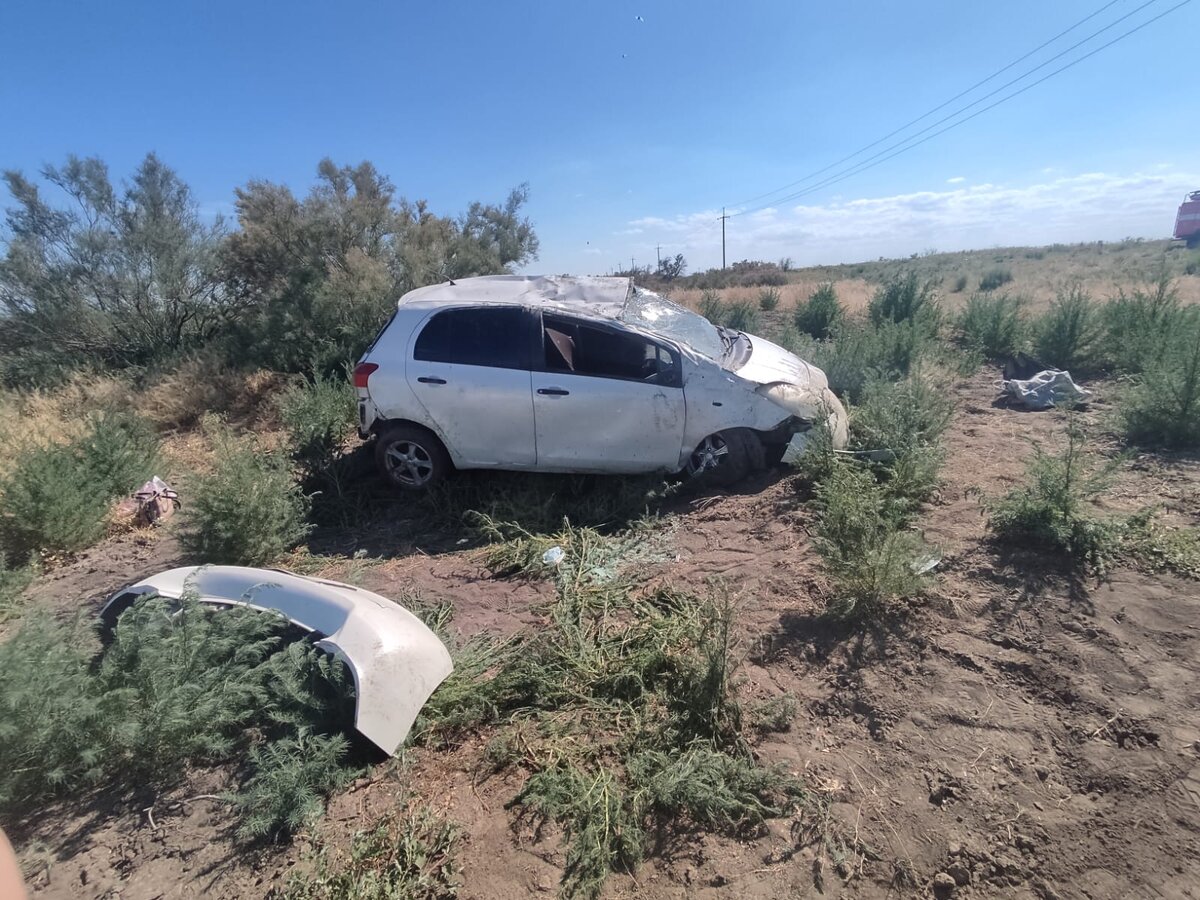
[353,362,379,389]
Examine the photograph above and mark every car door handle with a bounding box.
[417,376,447,385]
[537,387,569,396]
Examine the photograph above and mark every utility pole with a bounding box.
[719,207,730,270]
[655,244,662,266]
[631,256,635,273]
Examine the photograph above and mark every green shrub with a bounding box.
[278,372,357,469]
[757,287,781,311]
[181,422,311,565]
[811,320,935,403]
[957,292,1027,359]
[868,271,940,329]
[978,267,1013,291]
[813,462,929,619]
[0,411,161,561]
[985,419,1126,569]
[281,810,462,900]
[1119,310,1200,448]
[1033,284,1102,374]
[1100,273,1182,373]
[722,300,759,332]
[698,289,724,322]
[1184,253,1199,276]
[794,282,842,339]
[0,552,36,623]
[0,594,356,822]
[233,731,355,842]
[851,374,954,515]
[950,274,968,293]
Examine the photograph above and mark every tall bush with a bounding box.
[1033,284,1102,375]
[957,292,1026,359]
[1119,310,1200,448]
[793,282,842,339]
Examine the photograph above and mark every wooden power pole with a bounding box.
[719,207,730,270]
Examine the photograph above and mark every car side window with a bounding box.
[413,307,530,369]
[543,314,681,387]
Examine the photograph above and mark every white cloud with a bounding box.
[946,176,966,184]
[621,169,1197,269]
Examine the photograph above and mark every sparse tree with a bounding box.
[655,253,686,281]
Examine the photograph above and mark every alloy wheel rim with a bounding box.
[688,434,729,475]
[385,441,434,486]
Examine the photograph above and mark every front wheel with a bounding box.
[685,428,764,487]
[375,425,451,491]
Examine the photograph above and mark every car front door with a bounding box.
[406,306,537,467]
[531,313,686,473]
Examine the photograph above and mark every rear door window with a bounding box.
[413,307,532,369]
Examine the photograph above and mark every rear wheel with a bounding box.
[686,428,764,487]
[375,425,451,491]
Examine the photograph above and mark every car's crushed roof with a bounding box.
[398,274,633,318]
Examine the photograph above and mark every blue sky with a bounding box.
[2,0,1197,273]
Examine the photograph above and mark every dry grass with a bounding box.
[672,239,1200,318]
[136,353,286,432]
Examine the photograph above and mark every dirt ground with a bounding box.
[8,367,1200,900]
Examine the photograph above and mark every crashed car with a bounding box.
[99,566,453,756]
[353,275,849,490]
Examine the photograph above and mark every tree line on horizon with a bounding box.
[0,153,540,384]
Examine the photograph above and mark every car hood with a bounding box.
[100,566,453,756]
[736,334,831,391]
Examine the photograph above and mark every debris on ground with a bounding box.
[1001,369,1092,410]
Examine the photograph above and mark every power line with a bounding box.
[727,0,1151,212]
[734,0,1192,216]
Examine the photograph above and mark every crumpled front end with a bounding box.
[756,381,849,451]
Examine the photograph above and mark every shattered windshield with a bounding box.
[620,287,725,361]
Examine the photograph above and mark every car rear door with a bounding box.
[406,306,537,467]
[531,313,686,472]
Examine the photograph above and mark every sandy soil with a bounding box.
[9,368,1200,900]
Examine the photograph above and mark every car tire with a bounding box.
[686,428,763,487]
[375,424,451,491]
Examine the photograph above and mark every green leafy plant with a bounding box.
[0,410,161,560]
[722,299,759,332]
[0,551,36,623]
[698,289,725,322]
[278,372,357,469]
[181,420,311,565]
[1101,272,1183,374]
[0,593,356,828]
[813,462,930,619]
[985,419,1127,568]
[1119,310,1200,448]
[793,282,842,339]
[1033,284,1102,375]
[757,287,781,311]
[868,271,940,330]
[957,292,1027,359]
[950,274,968,293]
[978,267,1013,291]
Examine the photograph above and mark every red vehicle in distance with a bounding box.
[1175,191,1200,247]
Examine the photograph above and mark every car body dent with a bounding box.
[98,566,453,756]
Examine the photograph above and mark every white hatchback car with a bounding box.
[353,275,848,490]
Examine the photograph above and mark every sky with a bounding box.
[1,0,1197,274]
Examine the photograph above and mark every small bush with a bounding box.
[0,411,161,561]
[813,462,929,619]
[278,373,357,469]
[757,287,781,311]
[233,731,355,842]
[950,274,968,293]
[1100,272,1182,374]
[851,374,954,515]
[1184,254,1199,276]
[722,300,759,332]
[1033,284,1102,375]
[957,292,1027,359]
[811,320,935,403]
[281,810,462,900]
[1119,310,1200,448]
[794,282,842,339]
[985,420,1126,569]
[978,267,1013,291]
[181,422,311,565]
[868,271,940,329]
[0,552,36,623]
[698,289,724,322]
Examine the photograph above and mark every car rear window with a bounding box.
[413,307,530,369]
